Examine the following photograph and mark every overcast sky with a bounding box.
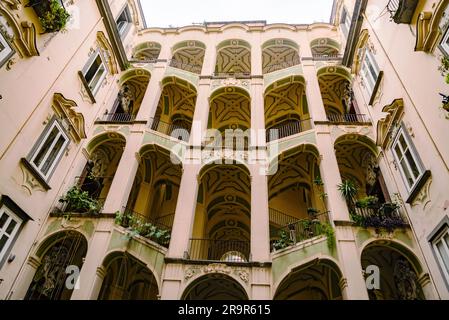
[141,0,335,28]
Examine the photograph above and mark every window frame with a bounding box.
[28,118,70,182]
[0,205,23,267]
[391,124,425,192]
[340,6,352,37]
[116,5,132,38]
[361,49,380,94]
[440,25,449,56]
[0,30,14,68]
[82,51,107,97]
[432,226,449,284]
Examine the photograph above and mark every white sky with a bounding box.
[141,0,335,28]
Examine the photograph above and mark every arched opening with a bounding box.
[169,40,206,74]
[262,38,300,74]
[361,241,425,300]
[182,274,248,300]
[189,163,251,262]
[215,39,251,76]
[310,38,340,58]
[150,77,197,141]
[264,76,311,142]
[101,69,151,123]
[317,67,364,123]
[25,231,88,300]
[132,42,161,61]
[208,87,251,150]
[334,135,407,230]
[98,252,159,300]
[274,259,343,300]
[268,145,329,250]
[119,145,182,247]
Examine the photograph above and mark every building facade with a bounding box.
[0,0,448,300]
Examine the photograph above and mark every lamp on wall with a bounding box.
[439,93,449,112]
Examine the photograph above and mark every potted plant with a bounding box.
[272,230,293,251]
[337,180,358,205]
[307,207,319,219]
[27,0,70,33]
[59,186,101,214]
[355,195,379,209]
[379,202,400,216]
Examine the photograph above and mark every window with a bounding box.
[0,31,14,68]
[0,206,22,265]
[361,48,380,98]
[116,5,132,37]
[83,52,106,96]
[29,119,69,181]
[392,125,424,190]
[340,7,352,37]
[432,226,449,284]
[440,27,449,56]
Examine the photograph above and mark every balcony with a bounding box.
[387,0,419,24]
[95,113,136,124]
[312,54,343,61]
[187,238,251,263]
[350,202,409,232]
[325,113,370,124]
[211,72,251,79]
[264,57,301,74]
[266,118,313,142]
[168,59,202,74]
[148,117,190,142]
[271,211,333,252]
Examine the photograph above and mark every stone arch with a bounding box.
[215,39,251,74]
[310,37,341,56]
[25,230,88,300]
[98,251,159,300]
[317,66,353,117]
[273,257,344,300]
[86,132,127,155]
[262,38,300,74]
[132,41,161,61]
[170,40,206,74]
[181,273,249,300]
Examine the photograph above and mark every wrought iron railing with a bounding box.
[351,204,408,230]
[188,238,251,262]
[387,0,400,17]
[266,118,312,142]
[326,113,368,123]
[270,211,330,252]
[264,57,301,74]
[168,59,202,74]
[212,71,251,79]
[269,207,300,227]
[148,117,190,141]
[121,207,172,230]
[97,113,135,123]
[154,213,175,229]
[312,53,343,61]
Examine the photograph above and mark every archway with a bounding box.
[132,41,161,61]
[24,231,88,300]
[182,274,248,300]
[169,40,206,74]
[361,241,425,300]
[262,38,300,74]
[215,39,251,75]
[274,259,343,300]
[98,252,159,300]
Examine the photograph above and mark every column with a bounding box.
[166,163,201,258]
[335,226,369,300]
[70,219,113,300]
[315,131,349,221]
[250,34,262,76]
[102,132,142,213]
[189,80,210,146]
[250,164,271,262]
[201,38,216,76]
[250,78,265,147]
[89,266,107,300]
[8,256,40,299]
[135,65,165,122]
[418,273,438,300]
[302,61,327,121]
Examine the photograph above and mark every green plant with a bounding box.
[439,56,449,84]
[313,176,324,187]
[272,230,293,251]
[355,195,379,208]
[59,186,101,214]
[38,0,70,33]
[350,212,366,226]
[307,207,319,216]
[337,180,358,204]
[317,222,336,250]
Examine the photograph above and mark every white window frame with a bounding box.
[0,31,14,67]
[361,48,380,97]
[440,27,449,56]
[392,125,425,191]
[432,226,449,284]
[341,7,351,37]
[29,119,69,181]
[0,205,23,264]
[83,52,107,96]
[116,5,132,37]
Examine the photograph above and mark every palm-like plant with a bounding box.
[337,180,358,205]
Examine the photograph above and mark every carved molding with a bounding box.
[411,176,432,209]
[415,0,449,52]
[0,1,39,57]
[352,29,369,74]
[376,98,404,149]
[19,162,46,195]
[184,263,250,284]
[52,93,86,143]
[96,31,119,75]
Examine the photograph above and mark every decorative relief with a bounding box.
[52,93,86,143]
[411,176,432,209]
[415,0,449,52]
[19,163,46,195]
[96,31,118,75]
[376,99,404,149]
[184,263,250,284]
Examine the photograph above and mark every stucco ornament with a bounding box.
[203,263,232,275]
[19,164,46,195]
[393,259,423,300]
[184,266,201,280]
[411,176,432,209]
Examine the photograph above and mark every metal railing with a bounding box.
[121,207,172,230]
[154,213,175,229]
[266,118,312,142]
[168,59,202,74]
[269,207,301,227]
[148,117,190,141]
[312,53,343,61]
[326,113,368,123]
[97,113,135,123]
[387,0,400,17]
[188,238,250,262]
[351,204,408,229]
[212,71,251,79]
[271,211,330,251]
[264,57,301,74]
